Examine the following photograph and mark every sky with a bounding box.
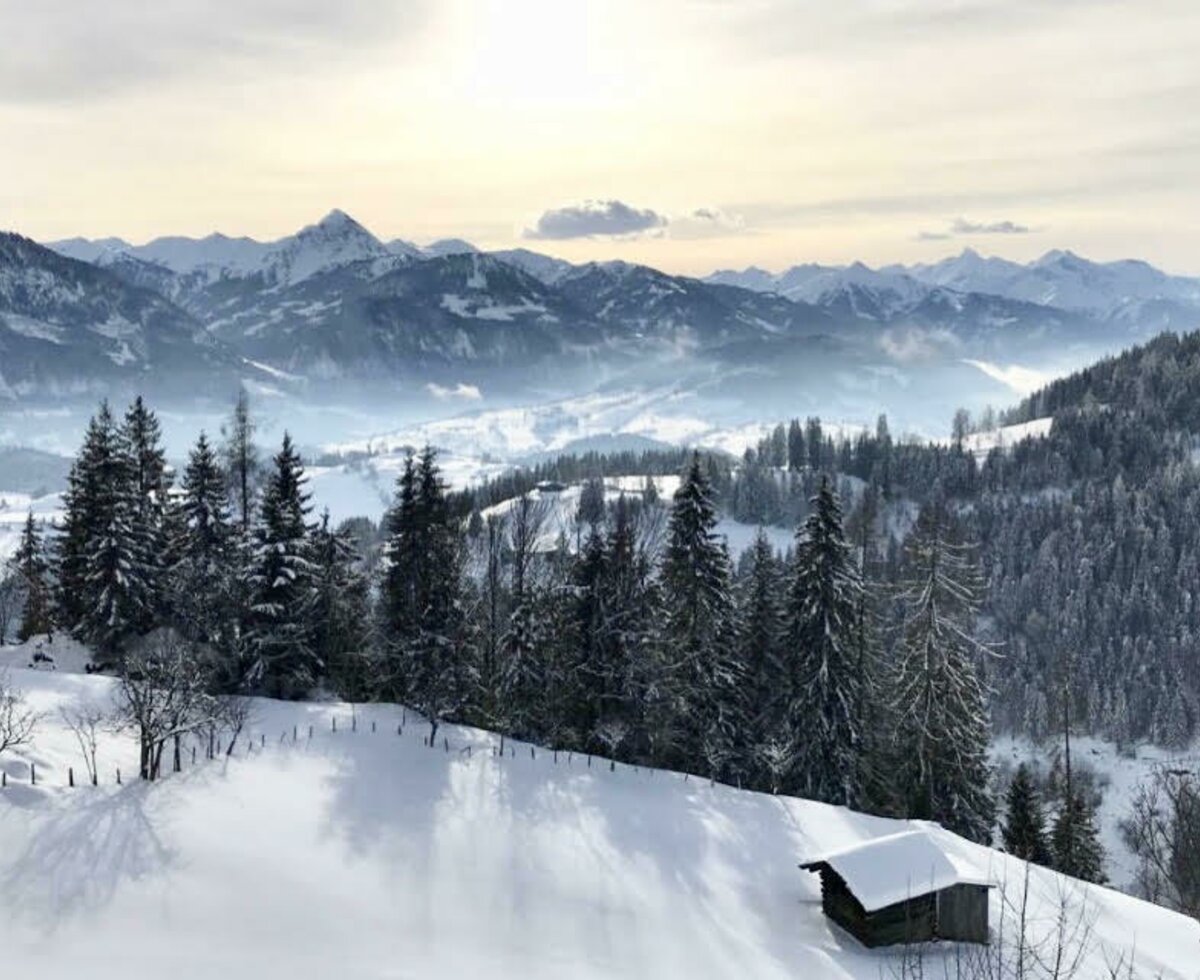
[1,0,1198,276]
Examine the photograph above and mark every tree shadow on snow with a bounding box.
[1,781,176,931]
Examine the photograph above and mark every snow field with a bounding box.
[0,665,1197,979]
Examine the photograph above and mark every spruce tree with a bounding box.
[9,513,53,641]
[247,433,317,698]
[1053,789,1107,883]
[57,402,120,633]
[892,505,995,843]
[121,396,169,630]
[738,528,786,788]
[660,452,738,775]
[381,446,472,743]
[310,509,370,698]
[172,432,232,651]
[65,402,151,662]
[785,478,864,805]
[1002,763,1052,864]
[222,388,259,536]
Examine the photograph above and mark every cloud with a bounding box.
[669,207,747,240]
[963,359,1052,395]
[524,200,668,240]
[950,217,1032,235]
[0,2,430,103]
[879,326,960,363]
[915,216,1036,240]
[426,382,482,401]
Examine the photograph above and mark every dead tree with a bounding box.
[0,669,38,758]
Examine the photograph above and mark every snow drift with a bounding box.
[0,664,1196,979]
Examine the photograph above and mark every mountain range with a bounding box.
[2,209,1197,411]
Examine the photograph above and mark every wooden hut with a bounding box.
[801,830,993,947]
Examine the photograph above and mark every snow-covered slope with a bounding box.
[0,664,1194,979]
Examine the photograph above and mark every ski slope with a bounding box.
[0,660,1196,979]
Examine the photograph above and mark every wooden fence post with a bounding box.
[332,717,337,733]
[2,771,6,787]
[308,725,313,740]
[116,768,122,785]
[69,767,74,787]
[31,762,36,785]
[371,720,376,733]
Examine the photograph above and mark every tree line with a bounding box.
[4,392,1011,846]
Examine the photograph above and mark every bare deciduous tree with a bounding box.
[60,704,107,785]
[1122,763,1200,920]
[0,669,38,757]
[114,634,221,780]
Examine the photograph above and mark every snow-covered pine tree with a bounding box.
[171,432,232,652]
[57,402,120,633]
[891,504,996,843]
[1002,763,1052,865]
[122,396,169,630]
[660,452,739,776]
[9,512,53,641]
[222,388,259,536]
[380,451,421,686]
[381,446,472,744]
[246,433,317,698]
[68,402,153,663]
[499,492,551,739]
[1052,789,1107,883]
[310,508,370,699]
[785,477,864,806]
[737,528,787,789]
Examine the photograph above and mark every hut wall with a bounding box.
[815,866,937,948]
[936,884,990,944]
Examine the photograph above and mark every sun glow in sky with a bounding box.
[1,0,1198,274]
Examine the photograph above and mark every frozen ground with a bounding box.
[0,649,1196,979]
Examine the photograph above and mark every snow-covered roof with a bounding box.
[801,830,994,912]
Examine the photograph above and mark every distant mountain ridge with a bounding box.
[711,247,1200,327]
[20,211,1200,410]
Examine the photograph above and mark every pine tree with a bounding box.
[1002,763,1052,864]
[9,513,53,641]
[738,528,787,788]
[660,452,739,775]
[1052,789,1107,883]
[122,396,169,630]
[222,388,259,536]
[63,402,152,662]
[172,432,232,651]
[891,505,995,843]
[499,493,550,739]
[57,402,119,632]
[381,446,472,743]
[247,433,317,698]
[310,509,370,698]
[784,478,864,805]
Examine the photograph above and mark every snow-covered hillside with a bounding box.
[0,662,1195,979]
